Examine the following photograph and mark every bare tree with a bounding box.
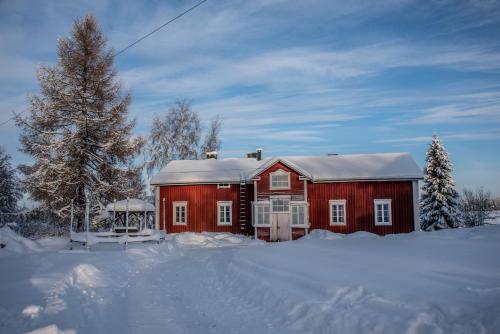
[200,115,222,158]
[16,15,143,229]
[462,187,494,226]
[146,99,201,176]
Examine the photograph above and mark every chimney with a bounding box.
[256,148,262,161]
[205,151,218,159]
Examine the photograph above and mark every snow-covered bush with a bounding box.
[0,207,67,239]
[420,135,463,231]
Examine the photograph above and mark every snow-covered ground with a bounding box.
[1,226,500,334]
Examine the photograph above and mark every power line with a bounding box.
[0,112,19,127]
[114,0,209,57]
[0,0,210,127]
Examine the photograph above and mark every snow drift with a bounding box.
[0,226,42,254]
[1,226,499,333]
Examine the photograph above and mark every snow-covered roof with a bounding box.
[150,153,423,185]
[105,199,155,212]
[150,158,268,185]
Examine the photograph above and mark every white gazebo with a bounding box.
[70,198,164,247]
[106,199,155,233]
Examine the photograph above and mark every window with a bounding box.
[374,199,392,225]
[270,170,290,189]
[291,205,306,226]
[173,202,187,225]
[255,204,270,226]
[271,198,290,212]
[217,184,230,189]
[217,201,232,226]
[329,200,346,225]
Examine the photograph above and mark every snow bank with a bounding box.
[0,226,42,254]
[302,229,346,240]
[26,324,76,334]
[303,229,379,240]
[168,232,259,248]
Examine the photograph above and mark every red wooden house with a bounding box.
[150,150,422,241]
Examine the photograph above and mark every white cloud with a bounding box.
[376,130,500,144]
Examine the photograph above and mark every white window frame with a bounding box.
[217,184,230,189]
[374,199,392,226]
[329,200,347,226]
[269,169,291,190]
[217,201,232,226]
[271,196,290,213]
[253,202,271,227]
[291,202,308,227]
[172,201,187,225]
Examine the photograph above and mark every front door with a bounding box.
[271,213,290,241]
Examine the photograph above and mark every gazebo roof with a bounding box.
[106,199,155,212]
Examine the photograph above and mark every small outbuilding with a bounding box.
[106,199,155,233]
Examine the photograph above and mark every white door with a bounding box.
[277,213,291,241]
[270,197,291,241]
[271,213,290,241]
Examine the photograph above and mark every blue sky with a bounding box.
[1,0,500,195]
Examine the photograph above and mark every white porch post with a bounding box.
[412,180,420,231]
[70,199,74,238]
[143,200,147,231]
[125,197,129,246]
[304,179,309,235]
[162,198,166,233]
[155,186,160,230]
[253,180,258,240]
[252,202,257,240]
[112,199,116,232]
[84,188,90,249]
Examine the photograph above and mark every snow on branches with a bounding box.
[0,147,22,214]
[16,15,144,228]
[145,99,222,176]
[420,135,463,231]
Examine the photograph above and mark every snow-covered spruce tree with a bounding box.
[420,135,463,231]
[0,146,23,215]
[200,115,222,158]
[16,15,143,229]
[146,99,201,176]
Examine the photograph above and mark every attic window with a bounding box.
[217,184,230,189]
[270,170,290,190]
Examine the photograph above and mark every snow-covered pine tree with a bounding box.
[420,135,463,231]
[146,99,201,176]
[0,146,23,214]
[200,115,222,158]
[16,15,143,229]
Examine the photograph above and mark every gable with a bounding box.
[255,161,305,194]
[248,158,312,180]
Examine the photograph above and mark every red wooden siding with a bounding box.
[307,181,415,235]
[158,180,415,239]
[256,162,304,197]
[159,184,253,234]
